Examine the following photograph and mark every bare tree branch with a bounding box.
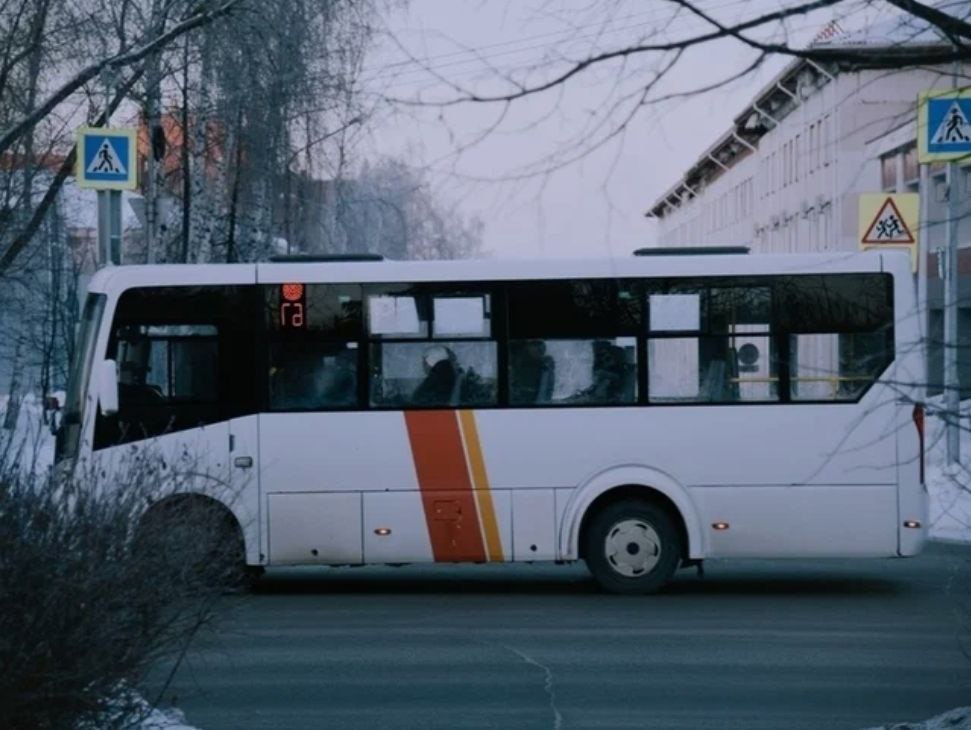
[883,0,971,46]
[0,0,243,158]
[0,69,144,275]
[397,0,970,109]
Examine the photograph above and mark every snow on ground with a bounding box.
[863,706,971,730]
[74,688,199,730]
[116,692,200,730]
[0,392,57,473]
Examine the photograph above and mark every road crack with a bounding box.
[501,644,564,730]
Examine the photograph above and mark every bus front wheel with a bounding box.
[583,499,681,595]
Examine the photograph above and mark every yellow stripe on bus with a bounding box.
[458,410,504,562]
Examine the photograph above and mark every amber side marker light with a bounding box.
[712,522,730,531]
[374,528,392,536]
[903,520,922,529]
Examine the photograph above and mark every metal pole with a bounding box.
[109,190,123,264]
[943,159,960,464]
[97,190,123,266]
[97,190,110,266]
[942,57,962,465]
[918,163,929,401]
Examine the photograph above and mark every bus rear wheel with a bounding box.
[583,499,681,595]
[135,497,251,592]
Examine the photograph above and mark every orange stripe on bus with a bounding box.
[404,411,487,563]
[458,410,504,562]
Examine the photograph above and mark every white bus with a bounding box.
[56,249,927,593]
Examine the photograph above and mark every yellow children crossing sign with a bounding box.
[858,193,919,271]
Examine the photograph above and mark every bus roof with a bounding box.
[85,250,908,297]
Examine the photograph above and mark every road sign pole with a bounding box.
[917,84,970,464]
[97,190,110,266]
[943,160,960,464]
[918,163,929,401]
[96,190,123,265]
[109,190,122,264]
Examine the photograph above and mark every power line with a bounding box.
[359,0,843,92]
[355,0,758,86]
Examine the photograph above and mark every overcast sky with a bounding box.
[358,0,895,259]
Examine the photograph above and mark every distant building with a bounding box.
[646,10,971,396]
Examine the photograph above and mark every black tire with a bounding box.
[135,498,251,592]
[583,499,682,595]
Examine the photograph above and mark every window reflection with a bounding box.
[269,342,358,410]
[509,338,636,406]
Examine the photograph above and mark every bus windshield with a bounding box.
[55,293,106,463]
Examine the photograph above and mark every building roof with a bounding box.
[645,2,966,219]
[813,0,970,48]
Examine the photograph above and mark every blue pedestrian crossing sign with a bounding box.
[918,89,971,163]
[76,126,137,190]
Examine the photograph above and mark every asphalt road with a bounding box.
[147,541,971,729]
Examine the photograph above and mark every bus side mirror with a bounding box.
[98,359,119,416]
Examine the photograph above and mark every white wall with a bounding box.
[655,65,960,255]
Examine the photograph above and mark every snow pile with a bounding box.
[75,688,199,730]
[117,693,199,730]
[0,392,57,473]
[863,706,971,730]
[925,409,971,544]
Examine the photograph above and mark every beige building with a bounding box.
[646,13,970,396]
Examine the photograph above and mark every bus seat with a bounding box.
[449,371,465,406]
[702,360,726,401]
[536,357,555,403]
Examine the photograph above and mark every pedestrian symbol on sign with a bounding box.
[919,91,971,162]
[930,101,971,145]
[862,197,915,245]
[87,139,127,175]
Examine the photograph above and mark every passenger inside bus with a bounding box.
[569,340,635,404]
[412,345,460,406]
[116,340,166,405]
[270,346,357,409]
[509,339,555,404]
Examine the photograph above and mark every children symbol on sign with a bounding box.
[875,215,904,240]
[861,197,915,245]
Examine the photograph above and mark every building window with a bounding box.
[902,145,918,186]
[808,123,815,173]
[880,153,897,191]
[794,134,800,182]
[822,115,831,166]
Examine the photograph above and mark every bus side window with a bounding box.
[506,279,640,407]
[94,285,258,451]
[646,284,777,404]
[776,274,893,402]
[98,323,220,447]
[269,342,358,410]
[366,287,498,409]
[116,325,218,405]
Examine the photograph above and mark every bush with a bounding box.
[0,442,243,729]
